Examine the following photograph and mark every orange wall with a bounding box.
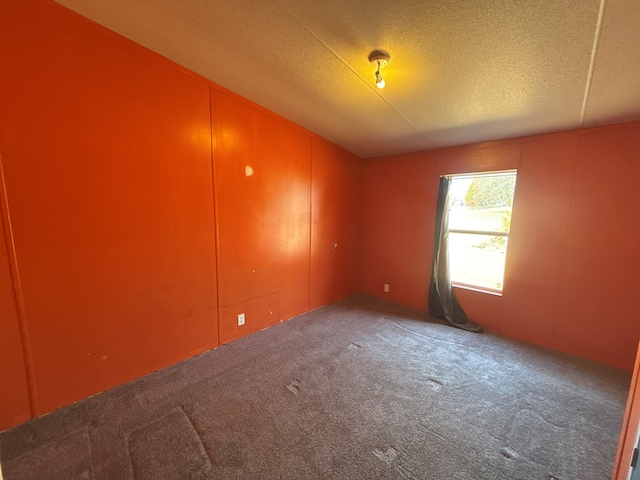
[360,123,640,371]
[212,98,362,344]
[0,0,361,430]
[310,137,362,310]
[0,164,32,429]
[213,90,312,343]
[360,152,438,310]
[0,0,219,418]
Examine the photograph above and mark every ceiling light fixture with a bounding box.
[368,50,390,89]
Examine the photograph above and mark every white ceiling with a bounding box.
[54,0,640,158]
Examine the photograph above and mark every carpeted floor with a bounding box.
[0,295,631,479]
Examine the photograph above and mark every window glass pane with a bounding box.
[449,207,511,233]
[449,174,515,233]
[448,233,508,291]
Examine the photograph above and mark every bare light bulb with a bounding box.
[368,51,390,89]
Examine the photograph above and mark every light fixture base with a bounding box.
[368,50,390,69]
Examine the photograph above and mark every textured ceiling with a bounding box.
[54,0,640,158]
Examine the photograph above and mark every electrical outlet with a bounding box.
[237,313,245,326]
[384,283,390,293]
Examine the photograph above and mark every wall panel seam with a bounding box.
[0,155,37,417]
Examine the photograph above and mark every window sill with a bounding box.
[452,283,503,297]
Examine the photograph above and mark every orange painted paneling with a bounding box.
[0,163,32,431]
[360,152,438,310]
[501,135,579,345]
[436,142,522,175]
[361,123,640,370]
[0,0,218,414]
[553,125,640,370]
[453,288,503,333]
[360,144,521,312]
[310,137,361,310]
[219,301,257,344]
[212,90,311,343]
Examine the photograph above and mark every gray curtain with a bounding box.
[428,176,483,333]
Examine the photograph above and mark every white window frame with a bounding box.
[447,170,517,294]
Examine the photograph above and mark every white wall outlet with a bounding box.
[237,313,245,326]
[384,283,390,293]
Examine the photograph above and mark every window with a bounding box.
[447,171,517,292]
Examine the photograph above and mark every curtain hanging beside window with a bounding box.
[428,176,483,333]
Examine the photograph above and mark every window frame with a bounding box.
[447,170,517,294]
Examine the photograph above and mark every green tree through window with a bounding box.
[464,175,516,209]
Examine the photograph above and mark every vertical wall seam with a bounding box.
[209,88,222,348]
[0,155,38,417]
[308,136,313,312]
[580,0,607,124]
[356,157,365,296]
[548,135,582,349]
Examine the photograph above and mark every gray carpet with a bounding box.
[0,295,630,479]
